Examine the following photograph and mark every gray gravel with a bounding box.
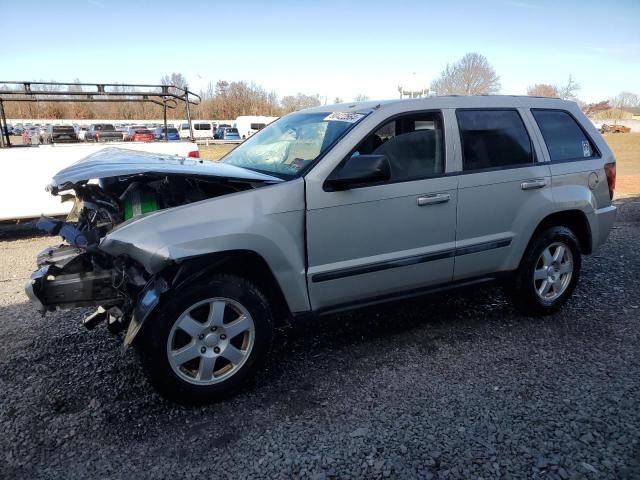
[1,198,640,479]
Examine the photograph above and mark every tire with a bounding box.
[508,226,581,316]
[137,274,273,403]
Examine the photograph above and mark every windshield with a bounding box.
[221,111,366,178]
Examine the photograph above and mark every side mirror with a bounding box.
[324,154,391,191]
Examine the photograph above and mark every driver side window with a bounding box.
[353,112,445,182]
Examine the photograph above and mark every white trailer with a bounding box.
[0,142,200,220]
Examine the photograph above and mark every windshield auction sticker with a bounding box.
[324,112,366,123]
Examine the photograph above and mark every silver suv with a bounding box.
[26,96,617,402]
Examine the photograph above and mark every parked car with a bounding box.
[214,126,241,140]
[85,124,124,142]
[600,123,631,134]
[42,125,79,144]
[25,96,617,403]
[21,127,40,144]
[38,125,48,140]
[76,126,88,141]
[84,123,123,142]
[115,126,129,139]
[153,127,180,141]
[11,126,24,136]
[125,126,154,142]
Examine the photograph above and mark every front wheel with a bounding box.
[137,274,273,403]
[507,226,581,316]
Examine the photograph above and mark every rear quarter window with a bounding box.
[531,109,598,161]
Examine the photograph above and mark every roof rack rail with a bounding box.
[0,81,202,147]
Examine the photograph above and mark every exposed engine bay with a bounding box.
[25,148,280,337]
[38,173,253,249]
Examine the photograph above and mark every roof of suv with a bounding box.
[303,95,576,114]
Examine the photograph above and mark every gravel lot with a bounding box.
[1,197,639,479]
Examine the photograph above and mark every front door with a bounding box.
[305,111,458,310]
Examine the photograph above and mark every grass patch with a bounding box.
[604,133,640,196]
[199,144,237,161]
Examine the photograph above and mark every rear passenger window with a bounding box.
[457,110,533,171]
[531,109,597,161]
[353,113,445,182]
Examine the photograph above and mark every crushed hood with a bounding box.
[49,147,282,191]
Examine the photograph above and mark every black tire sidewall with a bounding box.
[514,226,582,315]
[138,274,273,403]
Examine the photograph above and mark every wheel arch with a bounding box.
[173,250,293,328]
[127,249,293,347]
[525,209,593,258]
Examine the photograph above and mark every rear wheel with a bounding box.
[137,274,273,403]
[508,226,581,316]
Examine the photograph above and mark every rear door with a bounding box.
[305,111,458,310]
[453,108,553,280]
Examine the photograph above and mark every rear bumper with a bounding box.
[587,205,617,252]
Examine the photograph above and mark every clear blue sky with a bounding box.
[1,0,638,103]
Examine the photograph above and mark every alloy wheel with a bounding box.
[533,241,574,302]
[166,297,255,385]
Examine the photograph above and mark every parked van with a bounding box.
[177,121,215,139]
[234,115,278,139]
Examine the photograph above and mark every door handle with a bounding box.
[417,193,450,206]
[521,179,547,190]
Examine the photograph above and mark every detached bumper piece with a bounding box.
[25,245,124,313]
[36,217,99,249]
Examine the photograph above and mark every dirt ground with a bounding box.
[603,133,640,196]
[2,197,639,479]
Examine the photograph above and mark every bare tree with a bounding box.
[430,53,500,96]
[280,93,321,113]
[557,74,580,101]
[527,84,558,97]
[353,93,370,101]
[160,72,188,96]
[611,91,639,110]
[333,96,344,104]
[67,78,93,119]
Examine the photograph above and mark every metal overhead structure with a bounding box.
[0,81,202,147]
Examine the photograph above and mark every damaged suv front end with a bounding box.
[24,109,368,402]
[26,147,284,339]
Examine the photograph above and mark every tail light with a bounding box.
[604,163,616,200]
[188,150,200,158]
